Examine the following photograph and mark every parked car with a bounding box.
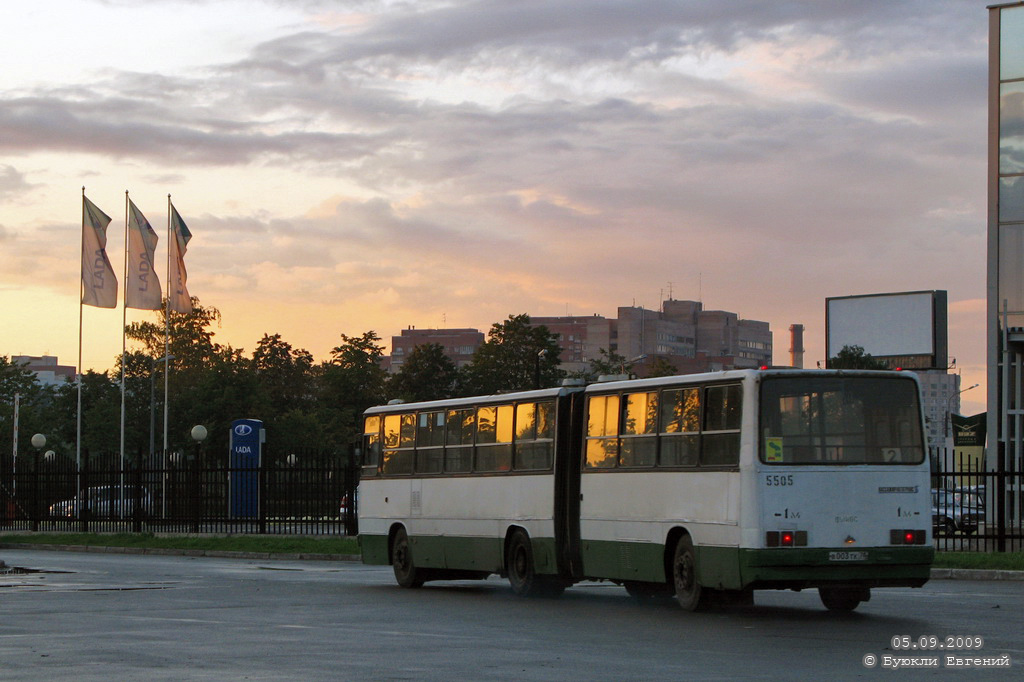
[339,492,359,518]
[932,488,985,535]
[954,489,986,534]
[49,486,153,519]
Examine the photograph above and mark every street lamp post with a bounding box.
[189,425,207,533]
[29,434,45,531]
[622,355,647,378]
[945,383,980,439]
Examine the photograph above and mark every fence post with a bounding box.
[345,451,358,537]
[258,453,267,535]
[997,441,1006,553]
[79,449,89,533]
[132,450,143,533]
[30,448,39,532]
[190,452,201,534]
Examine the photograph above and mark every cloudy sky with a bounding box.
[0,0,993,413]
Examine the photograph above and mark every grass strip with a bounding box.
[932,551,1024,571]
[0,533,360,556]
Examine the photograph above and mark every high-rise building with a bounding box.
[988,4,1024,472]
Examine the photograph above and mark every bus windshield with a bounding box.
[760,375,924,465]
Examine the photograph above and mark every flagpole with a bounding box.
[79,190,116,518]
[77,188,85,479]
[120,191,128,501]
[163,195,171,519]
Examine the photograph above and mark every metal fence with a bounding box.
[931,447,1024,552]
[0,447,358,536]
[3,445,1021,552]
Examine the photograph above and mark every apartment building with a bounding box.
[387,299,772,377]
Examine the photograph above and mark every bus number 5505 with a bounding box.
[766,474,794,486]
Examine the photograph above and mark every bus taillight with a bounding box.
[890,529,926,545]
[766,530,807,547]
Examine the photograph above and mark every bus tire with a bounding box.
[391,528,424,588]
[507,530,562,598]
[672,535,709,612]
[819,586,868,611]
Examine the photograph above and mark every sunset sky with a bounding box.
[0,0,992,414]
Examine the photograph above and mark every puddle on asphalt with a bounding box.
[257,566,303,571]
[0,566,73,576]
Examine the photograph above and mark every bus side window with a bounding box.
[415,411,445,473]
[514,401,554,471]
[586,395,619,468]
[620,392,657,467]
[659,388,699,467]
[476,405,513,472]
[702,384,741,466]
[445,408,474,473]
[382,413,414,475]
[362,415,381,474]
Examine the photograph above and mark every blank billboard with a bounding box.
[826,291,939,359]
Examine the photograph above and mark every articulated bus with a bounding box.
[358,369,934,611]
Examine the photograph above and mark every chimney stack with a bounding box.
[789,324,805,369]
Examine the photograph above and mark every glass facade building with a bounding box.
[989,4,1024,479]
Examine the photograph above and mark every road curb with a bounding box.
[929,567,1024,581]
[3,543,1023,579]
[0,543,361,562]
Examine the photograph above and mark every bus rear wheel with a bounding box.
[507,530,563,598]
[819,586,868,611]
[672,535,709,612]
[391,528,423,588]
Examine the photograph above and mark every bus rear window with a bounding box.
[760,376,924,465]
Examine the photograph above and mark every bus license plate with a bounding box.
[828,551,867,562]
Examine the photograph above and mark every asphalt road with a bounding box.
[1,550,1021,680]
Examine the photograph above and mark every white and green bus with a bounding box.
[358,369,934,611]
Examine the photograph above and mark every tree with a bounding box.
[124,297,251,456]
[251,333,315,415]
[50,370,120,457]
[125,297,223,370]
[829,345,888,370]
[460,314,563,394]
[0,356,56,469]
[388,343,458,403]
[0,356,40,400]
[645,356,679,378]
[579,347,631,381]
[319,331,389,443]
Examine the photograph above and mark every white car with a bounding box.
[49,486,153,519]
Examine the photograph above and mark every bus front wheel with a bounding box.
[391,528,423,588]
[672,535,709,611]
